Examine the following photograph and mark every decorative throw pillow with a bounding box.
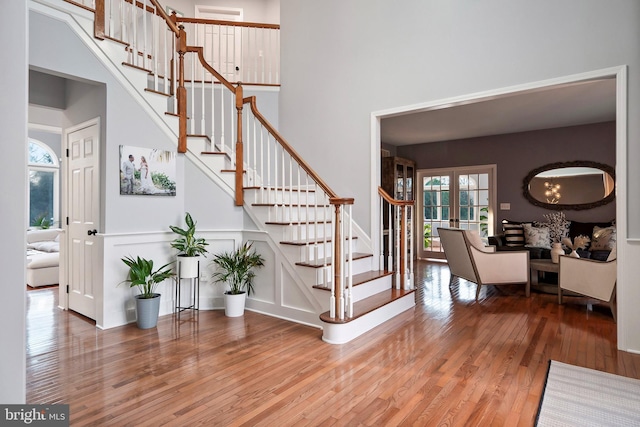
[464,230,491,253]
[591,226,617,250]
[523,223,551,249]
[537,211,571,244]
[502,221,526,247]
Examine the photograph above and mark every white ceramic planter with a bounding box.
[224,292,247,317]
[177,255,200,279]
[551,243,564,263]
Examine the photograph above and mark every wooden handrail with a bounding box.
[185,46,238,93]
[378,187,414,206]
[379,186,413,289]
[244,96,339,200]
[177,17,280,30]
[148,0,180,35]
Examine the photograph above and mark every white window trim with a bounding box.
[28,138,60,227]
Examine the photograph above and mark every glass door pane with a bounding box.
[417,166,495,259]
[457,172,490,240]
[396,163,405,199]
[418,172,452,259]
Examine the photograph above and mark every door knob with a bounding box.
[87,229,98,236]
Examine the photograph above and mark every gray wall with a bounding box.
[279,0,640,353]
[397,122,616,224]
[29,69,66,109]
[1,0,27,404]
[165,0,279,23]
[29,128,62,159]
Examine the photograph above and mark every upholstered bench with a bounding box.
[26,228,61,287]
[27,251,59,287]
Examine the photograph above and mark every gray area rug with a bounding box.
[536,360,640,426]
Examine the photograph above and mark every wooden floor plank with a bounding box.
[25,260,640,426]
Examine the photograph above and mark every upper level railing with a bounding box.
[74,0,357,321]
[177,18,280,87]
[91,0,279,87]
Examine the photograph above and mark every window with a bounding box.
[28,139,59,228]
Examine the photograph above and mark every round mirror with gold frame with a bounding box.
[523,161,615,210]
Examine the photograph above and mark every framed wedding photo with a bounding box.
[119,145,176,196]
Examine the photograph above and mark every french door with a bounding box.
[417,165,496,259]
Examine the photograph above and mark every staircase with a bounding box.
[48,0,416,343]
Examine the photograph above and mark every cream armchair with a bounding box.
[438,228,530,300]
[558,252,617,321]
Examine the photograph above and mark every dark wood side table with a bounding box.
[529,258,560,295]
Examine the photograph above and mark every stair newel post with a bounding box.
[395,204,401,289]
[94,0,105,40]
[347,204,353,318]
[177,25,187,153]
[235,84,244,206]
[329,197,355,320]
[400,204,406,290]
[408,205,414,290]
[331,201,343,319]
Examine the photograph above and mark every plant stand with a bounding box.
[175,257,200,313]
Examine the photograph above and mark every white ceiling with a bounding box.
[380,79,617,146]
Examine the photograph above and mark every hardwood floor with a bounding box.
[26,260,640,426]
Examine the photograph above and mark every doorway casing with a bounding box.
[370,65,628,348]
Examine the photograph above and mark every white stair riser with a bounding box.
[120,66,152,95]
[321,293,416,344]
[280,239,358,263]
[295,256,373,287]
[312,274,392,306]
[187,139,210,154]
[251,206,332,223]
[244,188,326,205]
[264,223,333,241]
[199,155,227,174]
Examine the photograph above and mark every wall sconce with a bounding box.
[544,181,561,204]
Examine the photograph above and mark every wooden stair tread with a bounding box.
[312,270,392,291]
[244,186,316,192]
[280,236,357,246]
[144,88,170,97]
[295,252,372,268]
[320,288,415,324]
[122,62,151,74]
[222,169,246,173]
[188,134,212,142]
[265,220,330,225]
[252,203,330,208]
[201,151,226,155]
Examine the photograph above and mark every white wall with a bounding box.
[279,0,640,352]
[0,0,27,404]
[165,0,279,23]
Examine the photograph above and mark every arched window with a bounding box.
[28,139,59,228]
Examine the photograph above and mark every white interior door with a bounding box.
[196,6,243,81]
[417,165,495,259]
[66,120,100,319]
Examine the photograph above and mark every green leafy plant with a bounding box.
[211,242,265,295]
[121,256,174,298]
[479,206,489,237]
[424,223,432,248]
[32,214,52,229]
[169,212,208,257]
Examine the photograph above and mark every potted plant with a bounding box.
[121,255,174,329]
[170,212,208,279]
[211,242,265,317]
